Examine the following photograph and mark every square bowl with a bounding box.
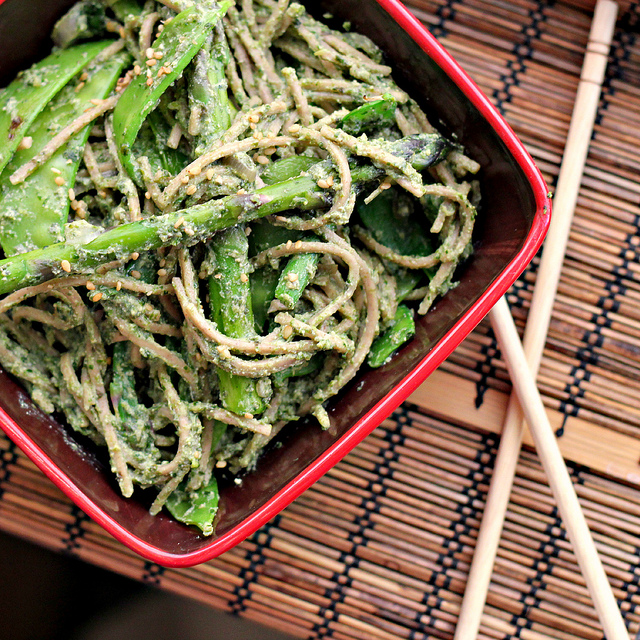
[0,0,550,567]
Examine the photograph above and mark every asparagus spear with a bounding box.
[208,225,268,416]
[367,304,415,368]
[0,133,450,295]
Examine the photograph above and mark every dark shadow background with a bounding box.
[0,530,294,640]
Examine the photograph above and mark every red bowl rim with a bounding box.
[0,0,551,567]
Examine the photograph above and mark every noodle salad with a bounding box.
[0,0,479,533]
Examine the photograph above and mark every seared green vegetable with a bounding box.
[208,225,267,416]
[0,133,450,294]
[275,238,320,309]
[165,476,219,535]
[112,0,233,182]
[0,41,109,174]
[0,50,129,256]
[338,94,397,136]
[367,304,415,368]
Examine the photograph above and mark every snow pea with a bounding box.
[165,476,219,536]
[0,40,110,174]
[0,50,130,256]
[112,0,233,182]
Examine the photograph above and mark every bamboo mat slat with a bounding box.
[2,0,640,638]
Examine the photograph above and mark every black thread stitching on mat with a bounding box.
[230,513,282,616]
[430,0,457,39]
[411,426,498,638]
[493,1,554,114]
[556,27,636,428]
[511,504,564,635]
[141,561,165,586]
[0,439,18,502]
[62,505,89,555]
[312,405,410,639]
[473,327,500,409]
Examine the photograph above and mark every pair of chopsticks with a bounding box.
[454,2,630,639]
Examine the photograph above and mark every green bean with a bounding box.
[0,133,449,294]
[112,0,233,182]
[338,94,397,136]
[0,41,110,174]
[208,225,267,416]
[0,51,130,256]
[367,304,415,368]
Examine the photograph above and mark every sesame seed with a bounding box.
[283,325,293,339]
[287,272,299,283]
[159,259,166,267]
[215,460,227,468]
[198,271,206,280]
[70,200,79,211]
[325,175,334,187]
[380,181,391,190]
[180,174,190,184]
[294,240,303,249]
[184,227,195,236]
[157,268,167,277]
[145,191,151,199]
[74,82,85,92]
[240,273,249,283]
[50,167,61,174]
[130,252,140,260]
[133,64,142,75]
[174,216,185,229]
[263,147,277,155]
[286,240,293,249]
[17,136,32,150]
[55,176,65,186]
[206,168,215,181]
[116,281,122,291]
[130,270,141,279]
[317,178,330,189]
[60,259,71,273]
[146,77,153,87]
[288,124,301,134]
[146,58,157,67]
[144,303,154,313]
[80,72,89,81]
[214,273,223,279]
[185,184,197,196]
[90,98,103,106]
[145,48,155,59]
[92,292,103,303]
[248,114,260,123]
[68,188,75,200]
[244,413,254,420]
[86,281,95,290]
[253,130,264,141]
[255,155,269,165]
[153,50,163,59]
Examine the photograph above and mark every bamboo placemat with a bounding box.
[2,0,640,638]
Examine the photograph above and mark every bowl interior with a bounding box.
[0,0,541,560]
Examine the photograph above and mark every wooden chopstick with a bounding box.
[454,1,624,638]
